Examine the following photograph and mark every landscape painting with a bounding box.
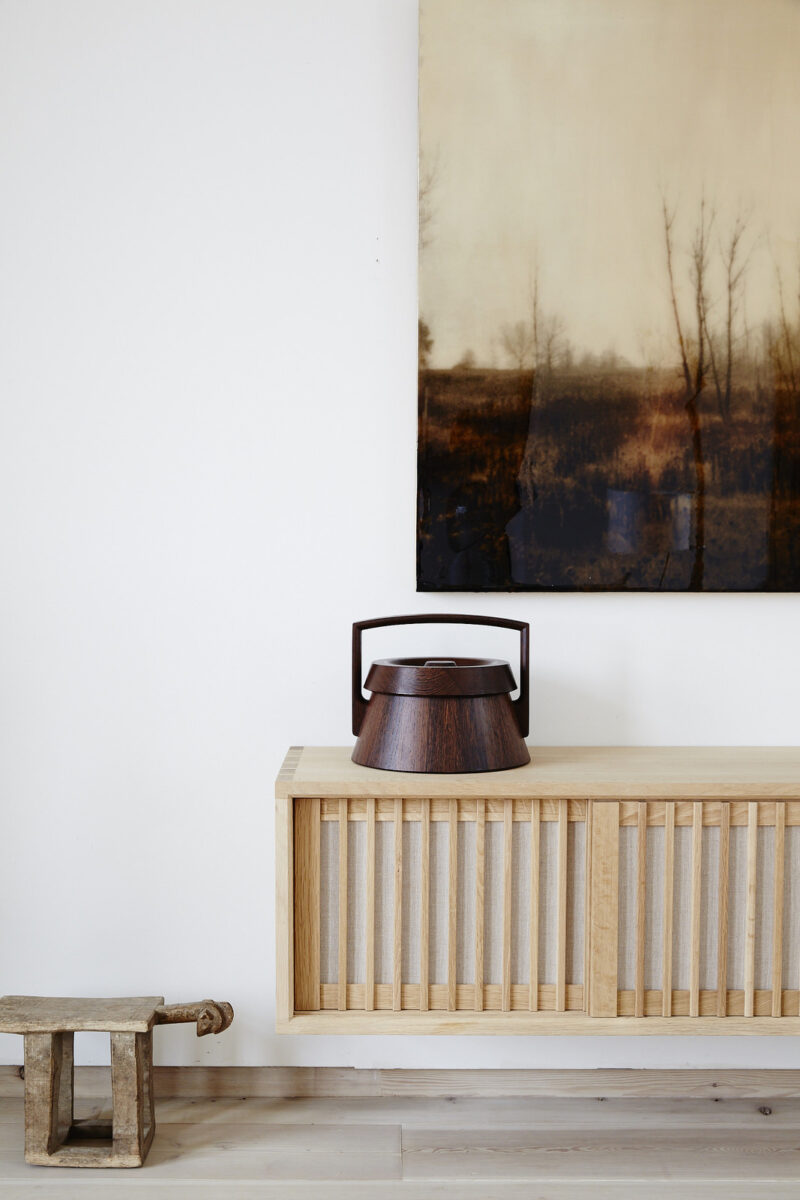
[417,0,800,591]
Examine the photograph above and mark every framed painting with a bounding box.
[417,0,800,591]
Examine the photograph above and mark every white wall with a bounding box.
[1,0,798,1069]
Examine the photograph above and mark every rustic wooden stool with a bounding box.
[0,995,233,1168]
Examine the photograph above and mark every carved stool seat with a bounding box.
[0,995,233,1168]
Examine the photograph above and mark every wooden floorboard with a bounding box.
[0,1095,799,1191]
[3,1094,789,1131]
[9,1065,800,1100]
[5,1186,800,1199]
[0,1191,793,1200]
[403,1126,800,1180]
[153,1094,800,1129]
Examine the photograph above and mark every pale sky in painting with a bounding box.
[419,0,800,368]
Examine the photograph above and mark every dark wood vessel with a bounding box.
[351,614,530,773]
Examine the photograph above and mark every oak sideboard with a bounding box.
[275,745,800,1035]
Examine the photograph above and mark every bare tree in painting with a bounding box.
[499,312,567,374]
[721,216,750,420]
[705,214,751,421]
[499,320,535,369]
[419,152,439,370]
[690,197,714,393]
[419,151,439,252]
[765,251,800,586]
[540,313,568,374]
[687,198,714,588]
[662,194,715,589]
[662,197,693,396]
[529,263,541,394]
[498,258,569,382]
[419,318,434,368]
[770,256,800,396]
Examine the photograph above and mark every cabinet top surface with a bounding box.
[276,745,800,800]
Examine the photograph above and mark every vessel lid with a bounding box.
[363,656,516,698]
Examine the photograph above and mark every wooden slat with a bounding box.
[583,800,592,1014]
[773,802,786,1018]
[474,798,485,1012]
[662,801,675,1017]
[419,797,430,1013]
[635,803,647,1018]
[587,801,619,1017]
[556,800,568,1013]
[365,798,375,1012]
[689,801,702,1017]
[393,798,403,1012]
[448,797,458,1012]
[717,802,730,1017]
[502,798,512,1012]
[529,798,540,1013]
[338,798,348,1012]
[292,798,320,1012]
[744,803,758,1018]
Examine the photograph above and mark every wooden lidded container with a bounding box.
[352,614,530,773]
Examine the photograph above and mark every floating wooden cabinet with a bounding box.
[275,746,800,1034]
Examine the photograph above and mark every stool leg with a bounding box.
[141,1031,155,1155]
[23,1033,73,1163]
[55,1032,74,1144]
[110,1032,146,1166]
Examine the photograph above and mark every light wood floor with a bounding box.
[2,1093,800,1196]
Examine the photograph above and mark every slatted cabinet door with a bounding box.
[613,800,800,1019]
[295,796,587,1016]
[276,747,800,1034]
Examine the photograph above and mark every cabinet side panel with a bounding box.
[275,795,294,1024]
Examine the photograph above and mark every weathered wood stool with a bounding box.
[0,995,233,1168]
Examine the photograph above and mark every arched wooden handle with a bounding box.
[154,1000,234,1037]
[353,614,530,737]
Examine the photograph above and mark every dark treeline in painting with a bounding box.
[418,351,800,591]
[417,0,800,592]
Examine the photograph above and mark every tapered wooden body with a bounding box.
[351,614,531,774]
[352,691,530,773]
